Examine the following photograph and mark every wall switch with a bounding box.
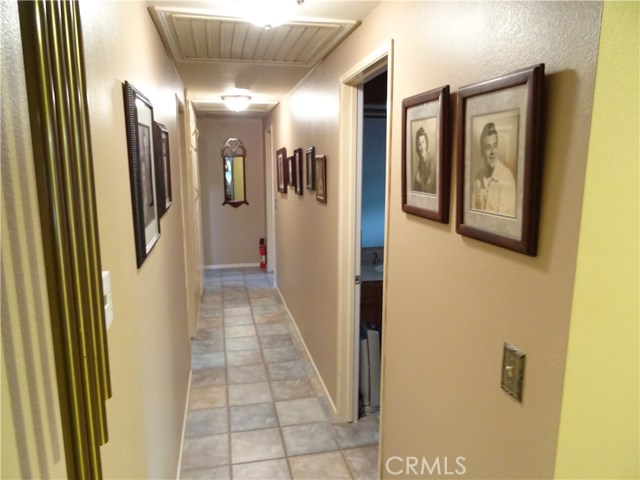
[102,271,113,330]
[501,343,525,401]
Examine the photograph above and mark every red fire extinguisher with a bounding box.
[259,238,267,270]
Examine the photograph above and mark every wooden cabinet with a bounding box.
[360,280,383,333]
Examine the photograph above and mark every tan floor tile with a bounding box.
[267,360,308,381]
[263,345,300,364]
[270,379,315,402]
[276,397,328,426]
[230,403,278,432]
[226,348,263,367]
[333,416,379,449]
[230,428,285,464]
[288,451,352,480]
[191,367,226,388]
[185,407,228,437]
[343,446,379,480]
[180,465,230,479]
[232,458,291,480]
[224,315,253,326]
[225,325,257,338]
[226,336,260,351]
[181,434,229,469]
[228,382,272,405]
[228,364,268,384]
[189,385,227,410]
[281,423,339,456]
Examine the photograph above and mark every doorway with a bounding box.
[336,41,393,423]
[357,71,387,418]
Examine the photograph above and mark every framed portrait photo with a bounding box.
[401,85,450,223]
[123,81,160,268]
[456,64,545,256]
[276,147,287,193]
[305,146,316,190]
[153,122,172,218]
[315,155,327,204]
[294,148,304,195]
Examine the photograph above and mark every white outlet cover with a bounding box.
[102,271,113,330]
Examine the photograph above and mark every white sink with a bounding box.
[374,265,384,273]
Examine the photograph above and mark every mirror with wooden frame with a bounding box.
[221,138,249,207]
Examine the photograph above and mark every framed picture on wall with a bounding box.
[287,156,296,189]
[153,121,172,218]
[123,81,161,268]
[401,85,450,223]
[456,64,545,256]
[315,155,327,204]
[305,146,316,190]
[276,147,287,193]
[294,148,304,195]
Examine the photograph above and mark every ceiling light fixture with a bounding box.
[221,95,252,112]
[241,0,304,30]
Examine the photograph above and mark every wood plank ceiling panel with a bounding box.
[153,9,360,66]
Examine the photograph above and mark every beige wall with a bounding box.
[80,1,191,478]
[266,2,602,478]
[198,116,266,266]
[266,83,342,401]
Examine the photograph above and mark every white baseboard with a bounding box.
[176,369,192,479]
[275,285,337,418]
[205,263,261,270]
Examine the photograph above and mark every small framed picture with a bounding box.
[315,155,327,204]
[401,85,450,223]
[305,146,316,190]
[456,64,545,256]
[122,81,160,268]
[276,147,287,193]
[153,122,172,218]
[294,148,304,195]
[287,156,296,189]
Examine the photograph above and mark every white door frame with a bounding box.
[335,41,394,423]
[265,125,277,278]
[176,95,198,337]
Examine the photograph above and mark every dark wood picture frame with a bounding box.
[276,147,287,193]
[456,64,545,256]
[305,146,316,190]
[153,122,172,218]
[294,148,304,195]
[401,85,450,223]
[123,81,160,268]
[315,155,327,204]
[287,156,296,189]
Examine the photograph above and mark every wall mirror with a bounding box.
[221,137,249,207]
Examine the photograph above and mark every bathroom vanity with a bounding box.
[360,247,384,333]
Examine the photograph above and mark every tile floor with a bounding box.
[180,268,380,480]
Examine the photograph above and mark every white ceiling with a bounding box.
[146,0,380,116]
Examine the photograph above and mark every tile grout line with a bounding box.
[246,270,295,480]
[221,275,233,478]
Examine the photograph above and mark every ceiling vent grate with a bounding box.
[150,9,359,67]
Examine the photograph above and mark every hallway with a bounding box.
[179,268,379,479]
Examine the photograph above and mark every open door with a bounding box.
[336,42,393,423]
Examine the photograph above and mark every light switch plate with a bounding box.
[102,271,113,330]
[501,343,525,401]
